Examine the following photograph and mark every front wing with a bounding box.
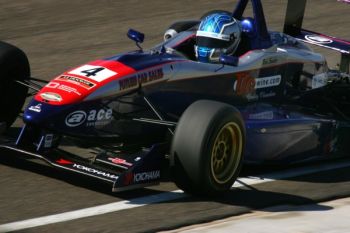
[0,138,166,192]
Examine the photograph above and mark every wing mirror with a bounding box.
[127,29,145,51]
[219,55,239,67]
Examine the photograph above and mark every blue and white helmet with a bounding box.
[195,13,242,63]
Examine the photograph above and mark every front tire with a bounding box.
[171,100,245,195]
[0,41,30,130]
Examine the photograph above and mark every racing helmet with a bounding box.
[195,12,242,63]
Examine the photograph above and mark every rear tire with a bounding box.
[171,100,245,195]
[164,20,200,41]
[0,41,30,130]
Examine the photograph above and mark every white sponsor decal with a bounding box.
[233,74,281,96]
[69,65,117,82]
[57,75,96,89]
[44,134,53,148]
[46,82,81,96]
[259,91,276,98]
[85,109,113,127]
[72,164,118,179]
[46,82,60,88]
[65,109,113,127]
[28,104,42,113]
[65,111,87,127]
[58,85,81,96]
[255,75,281,89]
[249,111,274,120]
[134,170,160,182]
[312,73,329,89]
[305,35,333,44]
[40,92,62,102]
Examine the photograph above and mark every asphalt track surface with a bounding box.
[0,0,349,232]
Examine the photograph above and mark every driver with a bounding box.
[195,12,242,63]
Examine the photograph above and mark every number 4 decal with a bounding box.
[68,65,117,82]
[81,67,105,77]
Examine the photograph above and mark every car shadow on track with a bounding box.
[0,150,342,233]
[240,160,350,184]
[1,127,349,208]
[0,153,344,207]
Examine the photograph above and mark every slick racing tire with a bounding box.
[164,20,200,41]
[0,41,30,130]
[171,100,245,196]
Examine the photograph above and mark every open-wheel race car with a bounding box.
[0,0,349,195]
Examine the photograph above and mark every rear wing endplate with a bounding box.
[283,0,350,73]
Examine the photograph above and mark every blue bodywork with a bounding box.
[2,0,349,192]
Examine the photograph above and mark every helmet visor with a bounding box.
[196,36,233,49]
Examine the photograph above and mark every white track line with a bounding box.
[1,160,350,233]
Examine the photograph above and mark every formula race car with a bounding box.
[0,0,349,195]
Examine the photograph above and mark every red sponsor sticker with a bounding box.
[234,72,255,95]
[124,172,134,185]
[56,159,74,165]
[35,60,136,105]
[108,157,133,167]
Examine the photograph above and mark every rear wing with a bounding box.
[283,0,350,73]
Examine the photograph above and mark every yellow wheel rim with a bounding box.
[211,122,243,184]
